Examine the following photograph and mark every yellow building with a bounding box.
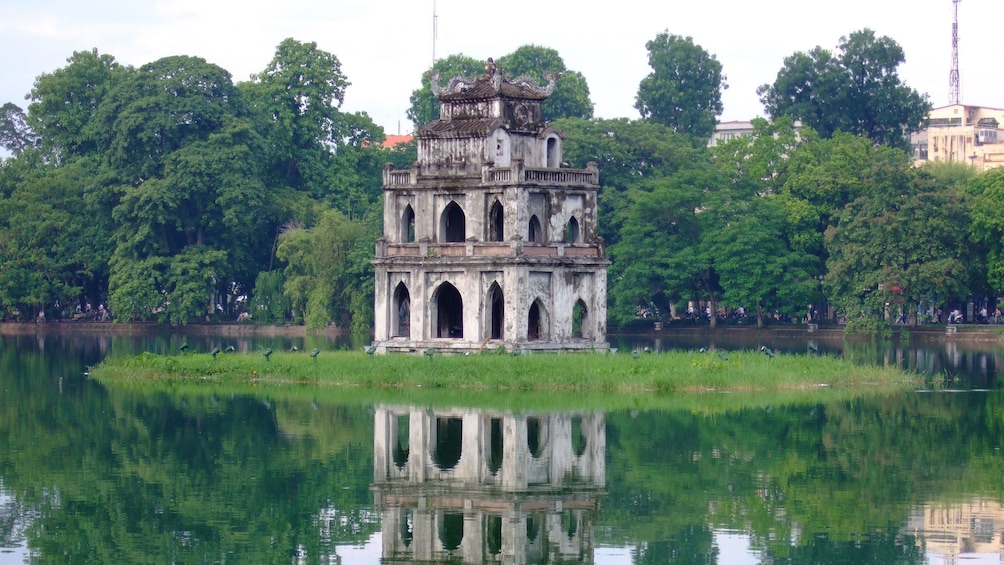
[915,104,1004,171]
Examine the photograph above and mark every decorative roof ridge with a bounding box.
[429,58,557,100]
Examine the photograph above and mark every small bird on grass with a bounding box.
[718,350,728,361]
[364,345,377,356]
[760,345,775,358]
[263,348,273,362]
[225,345,235,353]
[808,342,819,355]
[210,346,220,359]
[179,342,189,354]
[289,345,298,352]
[311,348,320,360]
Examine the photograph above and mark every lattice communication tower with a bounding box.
[949,0,961,104]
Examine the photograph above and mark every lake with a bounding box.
[1,328,1002,564]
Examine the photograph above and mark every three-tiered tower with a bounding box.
[372,60,608,353]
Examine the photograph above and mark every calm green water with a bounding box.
[1,332,1003,564]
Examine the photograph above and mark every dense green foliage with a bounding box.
[0,31,997,334]
[758,29,931,151]
[0,41,394,327]
[635,32,726,143]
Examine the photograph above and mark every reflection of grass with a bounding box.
[92,350,921,410]
[95,379,920,413]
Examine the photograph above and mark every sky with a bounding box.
[2,0,1003,137]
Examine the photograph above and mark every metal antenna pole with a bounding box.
[949,0,961,104]
[429,0,437,65]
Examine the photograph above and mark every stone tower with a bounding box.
[372,59,608,354]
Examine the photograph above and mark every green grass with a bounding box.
[91,348,921,397]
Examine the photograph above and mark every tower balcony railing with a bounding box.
[383,160,599,189]
[375,239,604,259]
[485,160,599,187]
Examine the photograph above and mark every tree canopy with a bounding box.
[758,29,930,150]
[635,32,726,143]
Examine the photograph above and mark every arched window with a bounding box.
[546,136,560,168]
[572,299,589,339]
[433,282,463,338]
[392,282,411,338]
[528,215,543,244]
[401,204,415,243]
[487,282,504,340]
[565,216,580,244]
[528,299,547,341]
[488,200,504,242]
[440,201,466,243]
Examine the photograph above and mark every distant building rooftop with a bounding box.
[382,134,414,148]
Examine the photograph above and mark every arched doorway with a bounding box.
[392,282,411,338]
[486,282,504,340]
[572,299,589,339]
[440,201,466,242]
[434,282,463,338]
[488,200,504,242]
[528,299,547,341]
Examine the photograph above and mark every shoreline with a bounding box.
[3,321,1002,342]
[0,321,346,338]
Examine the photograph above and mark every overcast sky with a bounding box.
[2,0,1002,136]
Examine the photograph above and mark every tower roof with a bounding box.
[430,58,557,102]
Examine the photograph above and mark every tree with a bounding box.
[0,158,112,319]
[823,157,973,324]
[969,169,1004,296]
[758,29,930,151]
[96,55,265,323]
[277,205,376,331]
[635,32,726,143]
[704,196,820,327]
[27,48,130,159]
[711,116,804,196]
[708,117,824,325]
[554,117,709,249]
[608,172,707,325]
[0,103,37,155]
[496,45,593,122]
[239,38,353,195]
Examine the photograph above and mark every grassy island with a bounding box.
[91,349,921,395]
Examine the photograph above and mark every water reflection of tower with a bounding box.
[372,407,605,564]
